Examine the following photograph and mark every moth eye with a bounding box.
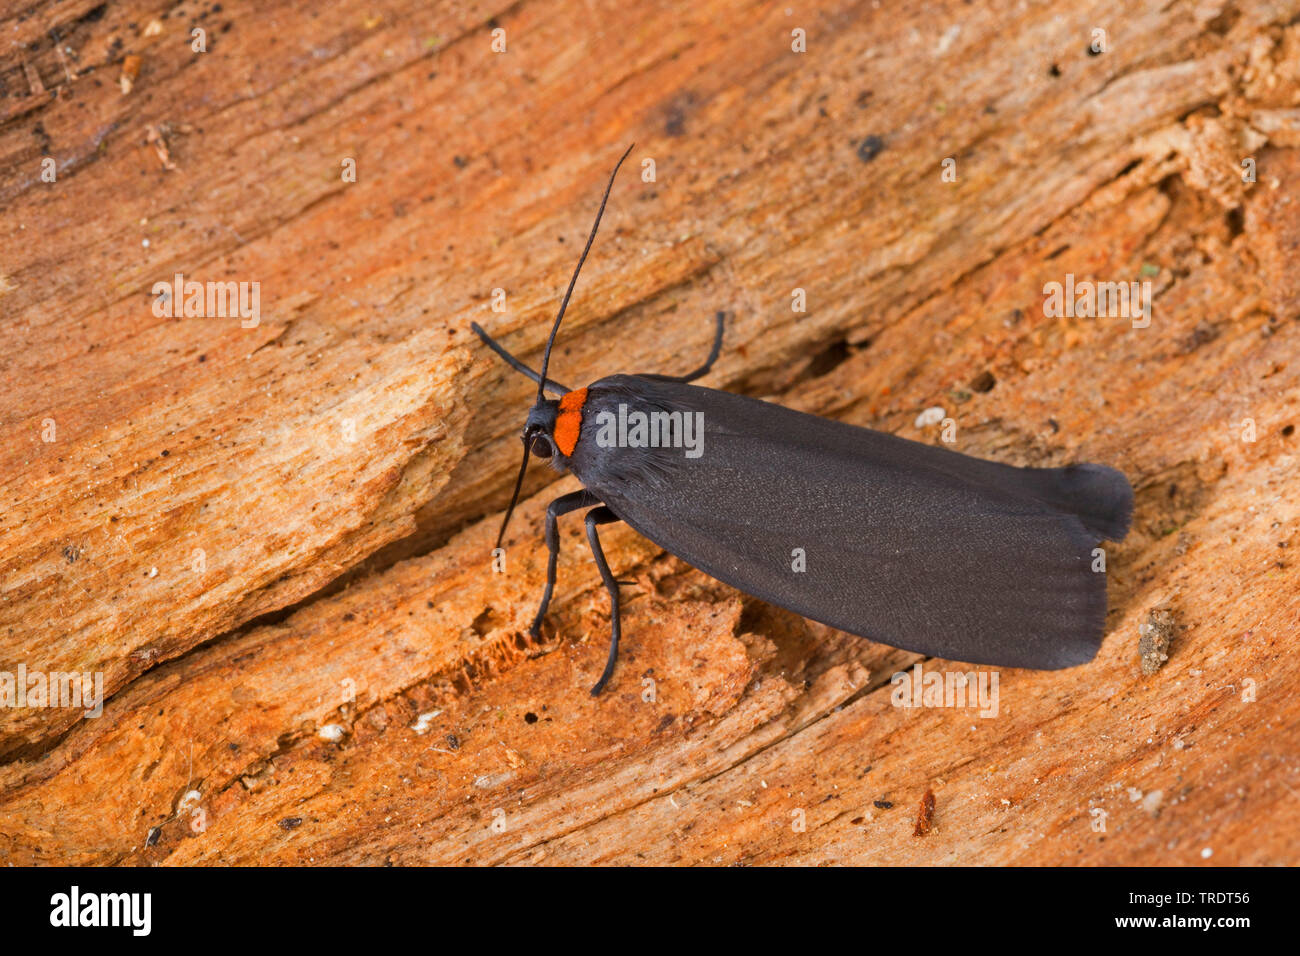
[530,435,554,458]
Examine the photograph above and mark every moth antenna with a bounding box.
[535,143,635,402]
[496,441,532,550]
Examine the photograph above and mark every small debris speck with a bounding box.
[856,134,885,163]
[1141,790,1164,815]
[411,710,442,735]
[914,406,945,428]
[913,789,936,836]
[1139,605,1178,675]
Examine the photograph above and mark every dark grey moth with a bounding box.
[473,145,1134,695]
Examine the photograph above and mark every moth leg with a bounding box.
[530,490,600,637]
[584,505,624,696]
[470,322,570,396]
[638,311,725,383]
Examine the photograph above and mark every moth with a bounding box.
[474,145,1133,695]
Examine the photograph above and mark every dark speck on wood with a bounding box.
[665,106,687,137]
[857,135,885,163]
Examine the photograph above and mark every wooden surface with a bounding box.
[1,0,1298,865]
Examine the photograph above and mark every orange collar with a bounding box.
[554,388,588,456]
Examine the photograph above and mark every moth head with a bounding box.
[522,401,559,459]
